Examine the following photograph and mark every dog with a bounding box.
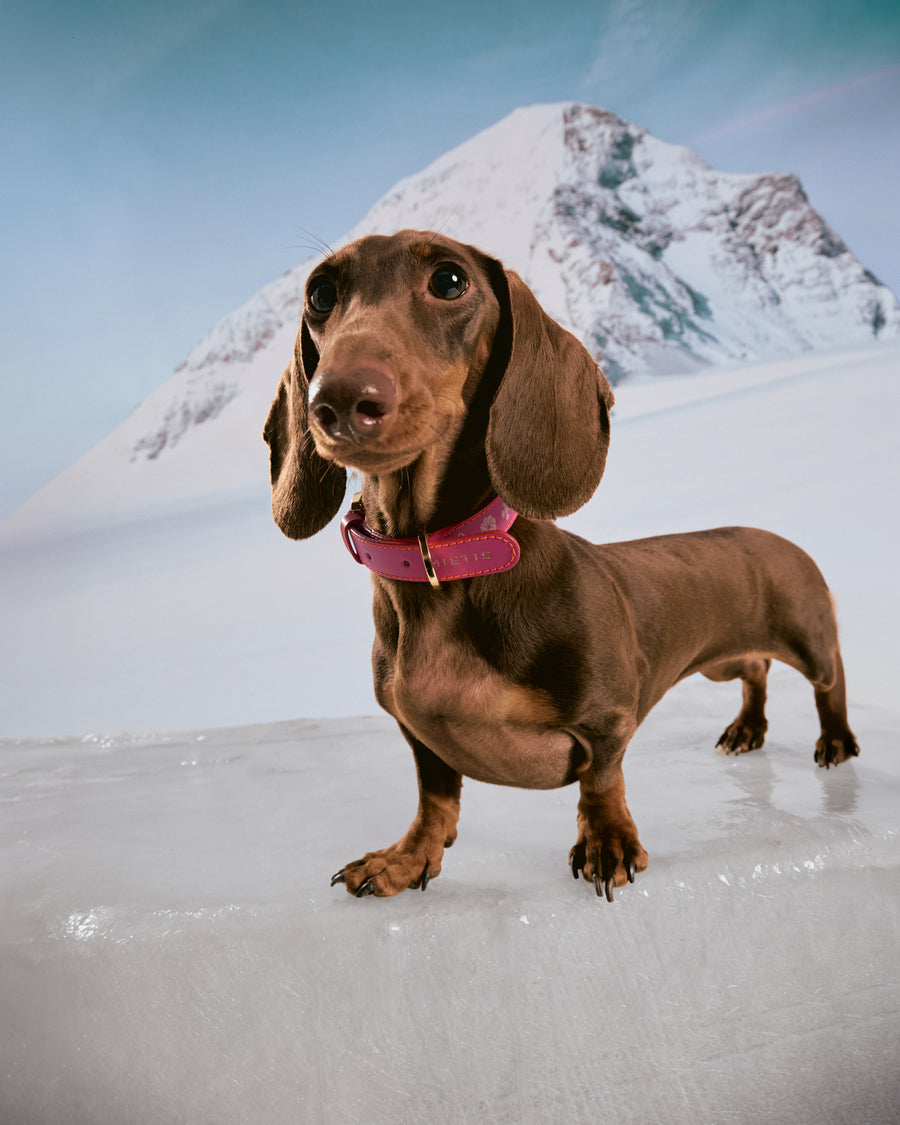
[263,230,859,901]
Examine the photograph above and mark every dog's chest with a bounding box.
[389,620,546,722]
[381,621,574,789]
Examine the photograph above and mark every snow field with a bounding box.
[1,341,898,1123]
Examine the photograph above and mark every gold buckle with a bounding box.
[417,532,441,589]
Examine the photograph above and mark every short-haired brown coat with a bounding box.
[264,230,859,901]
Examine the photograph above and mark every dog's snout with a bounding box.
[309,366,397,442]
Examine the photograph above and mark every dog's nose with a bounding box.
[309,366,397,442]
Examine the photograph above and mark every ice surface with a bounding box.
[1,676,898,1124]
[1,343,899,1122]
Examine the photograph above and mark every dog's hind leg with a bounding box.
[812,649,860,768]
[703,656,771,755]
[767,573,860,767]
[772,595,860,768]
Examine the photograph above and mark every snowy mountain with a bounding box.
[4,100,899,535]
[136,100,899,453]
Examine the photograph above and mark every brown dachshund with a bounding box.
[264,230,859,901]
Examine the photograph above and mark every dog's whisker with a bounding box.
[292,225,335,258]
[428,210,458,242]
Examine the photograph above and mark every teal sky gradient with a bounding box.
[2,0,899,515]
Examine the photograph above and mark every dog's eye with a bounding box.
[429,265,467,300]
[308,280,337,314]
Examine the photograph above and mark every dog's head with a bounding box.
[263,230,614,538]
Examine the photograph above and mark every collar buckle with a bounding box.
[417,532,442,589]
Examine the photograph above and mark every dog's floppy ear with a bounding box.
[263,322,346,539]
[485,268,614,520]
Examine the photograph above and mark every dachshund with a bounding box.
[263,230,859,901]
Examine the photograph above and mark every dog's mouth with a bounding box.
[315,434,432,474]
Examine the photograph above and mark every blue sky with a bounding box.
[2,0,899,516]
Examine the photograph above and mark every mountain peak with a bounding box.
[8,101,896,531]
[181,100,899,382]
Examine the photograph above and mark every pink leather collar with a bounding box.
[340,495,519,586]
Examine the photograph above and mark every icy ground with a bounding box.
[2,679,898,1124]
[1,343,899,1122]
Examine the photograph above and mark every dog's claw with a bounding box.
[576,841,644,899]
[593,873,616,902]
[420,864,431,892]
[355,879,375,898]
[330,870,346,887]
[592,873,615,901]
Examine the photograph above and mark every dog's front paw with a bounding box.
[330,833,452,898]
[569,825,648,903]
[716,718,767,755]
